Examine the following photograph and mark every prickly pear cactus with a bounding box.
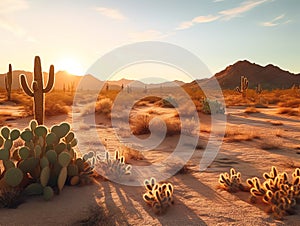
[0,120,96,206]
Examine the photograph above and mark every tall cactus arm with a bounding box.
[20,74,34,97]
[43,65,55,93]
[235,87,241,93]
[5,76,8,90]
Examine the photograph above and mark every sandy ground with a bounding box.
[0,103,299,226]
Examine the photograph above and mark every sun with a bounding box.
[55,57,85,75]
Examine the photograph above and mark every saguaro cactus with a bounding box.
[235,76,248,98]
[20,56,55,125]
[256,83,262,94]
[5,64,12,101]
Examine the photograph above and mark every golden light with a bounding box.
[55,57,85,75]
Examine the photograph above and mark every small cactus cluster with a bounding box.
[87,150,132,180]
[143,177,174,214]
[247,166,300,219]
[236,75,249,98]
[201,98,225,114]
[0,120,95,206]
[218,168,245,192]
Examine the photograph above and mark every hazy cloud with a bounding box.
[176,15,220,30]
[261,14,291,27]
[176,0,271,30]
[220,0,269,20]
[95,7,126,20]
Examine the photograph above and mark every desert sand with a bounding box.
[0,100,299,226]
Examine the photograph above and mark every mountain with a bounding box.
[211,60,299,90]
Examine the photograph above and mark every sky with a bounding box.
[0,0,299,82]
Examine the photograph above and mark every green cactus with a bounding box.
[40,166,50,187]
[236,75,249,98]
[20,56,55,125]
[24,183,44,196]
[57,167,67,192]
[0,120,95,203]
[4,168,24,187]
[43,186,54,201]
[5,64,12,101]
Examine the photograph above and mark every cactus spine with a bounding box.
[5,64,12,101]
[20,56,55,125]
[236,76,248,98]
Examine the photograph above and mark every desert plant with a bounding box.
[256,83,263,94]
[201,98,225,114]
[5,64,12,101]
[143,177,174,214]
[96,98,113,115]
[246,166,300,219]
[83,150,132,180]
[218,168,245,192]
[236,76,249,98]
[0,120,95,204]
[20,56,55,124]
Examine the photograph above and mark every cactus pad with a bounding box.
[10,129,20,141]
[40,166,50,187]
[58,167,67,191]
[1,127,10,140]
[0,149,9,161]
[4,168,24,187]
[46,150,57,164]
[21,130,33,142]
[24,183,43,196]
[43,186,54,201]
[19,147,30,160]
[58,152,71,167]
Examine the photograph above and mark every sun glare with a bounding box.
[55,58,85,75]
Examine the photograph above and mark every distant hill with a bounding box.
[1,60,298,92]
[210,60,299,90]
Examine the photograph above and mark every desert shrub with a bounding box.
[130,113,151,135]
[201,98,225,114]
[45,102,69,116]
[96,98,113,115]
[277,107,299,116]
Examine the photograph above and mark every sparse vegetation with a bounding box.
[143,177,174,214]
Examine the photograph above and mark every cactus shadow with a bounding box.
[99,180,207,225]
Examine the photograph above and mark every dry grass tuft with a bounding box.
[277,107,299,116]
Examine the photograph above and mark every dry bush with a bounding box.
[224,127,260,142]
[80,103,95,116]
[118,146,144,161]
[130,113,151,135]
[96,98,113,115]
[131,114,181,136]
[244,107,260,114]
[278,99,300,108]
[45,102,69,116]
[277,107,299,116]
